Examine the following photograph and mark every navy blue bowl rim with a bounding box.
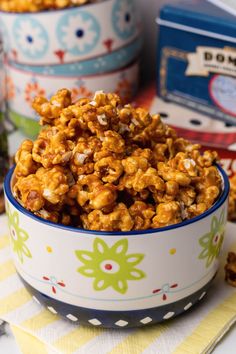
[0,0,110,15]
[4,164,229,236]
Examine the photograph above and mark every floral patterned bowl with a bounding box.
[4,165,229,328]
[5,60,139,137]
[0,0,141,65]
[8,36,143,77]
[0,40,4,116]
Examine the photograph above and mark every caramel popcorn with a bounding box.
[15,140,38,178]
[13,174,44,212]
[70,136,101,176]
[228,175,236,221]
[129,201,155,230]
[81,203,134,232]
[94,157,123,183]
[76,174,117,212]
[225,252,236,287]
[152,201,182,228]
[0,0,99,12]
[13,89,223,232]
[32,127,74,168]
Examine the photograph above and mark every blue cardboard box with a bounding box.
[157,0,236,124]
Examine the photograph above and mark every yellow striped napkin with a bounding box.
[1,214,236,354]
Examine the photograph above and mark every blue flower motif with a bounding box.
[112,0,136,40]
[13,17,49,60]
[56,10,100,56]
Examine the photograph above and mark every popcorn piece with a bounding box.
[102,131,125,154]
[228,175,236,221]
[194,166,221,208]
[70,136,101,176]
[152,201,182,228]
[187,203,208,218]
[36,166,70,204]
[122,155,150,175]
[32,127,74,168]
[76,174,117,211]
[13,174,44,212]
[32,89,72,125]
[158,162,191,186]
[132,168,165,193]
[225,252,236,287]
[81,203,133,231]
[35,209,59,223]
[94,157,123,183]
[129,201,155,230]
[14,140,38,178]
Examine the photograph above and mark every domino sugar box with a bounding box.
[157,0,236,125]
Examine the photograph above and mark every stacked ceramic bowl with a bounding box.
[0,0,142,137]
[0,38,4,119]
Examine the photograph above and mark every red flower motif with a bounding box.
[152,283,178,301]
[54,50,66,63]
[43,276,65,294]
[103,38,114,52]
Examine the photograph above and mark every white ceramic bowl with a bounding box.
[4,165,229,328]
[5,60,139,137]
[0,39,4,110]
[0,0,141,65]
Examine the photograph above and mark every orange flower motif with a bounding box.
[115,78,133,104]
[71,86,92,103]
[5,75,15,100]
[25,82,45,106]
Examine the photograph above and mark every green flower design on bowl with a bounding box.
[75,238,146,294]
[7,208,32,264]
[198,209,225,268]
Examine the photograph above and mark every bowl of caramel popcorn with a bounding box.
[4,90,229,328]
[0,0,141,66]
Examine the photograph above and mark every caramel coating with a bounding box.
[35,209,59,223]
[13,166,70,212]
[225,252,236,287]
[70,136,101,175]
[0,0,97,12]
[158,162,191,187]
[131,168,165,193]
[81,203,133,231]
[15,140,38,178]
[13,174,44,212]
[228,175,236,221]
[194,166,221,209]
[122,155,150,175]
[13,89,223,231]
[32,127,74,168]
[76,174,117,212]
[102,131,125,154]
[36,166,70,204]
[129,201,155,230]
[33,89,72,126]
[94,157,123,183]
[152,201,182,228]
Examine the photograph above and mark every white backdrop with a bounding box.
[136,0,179,81]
